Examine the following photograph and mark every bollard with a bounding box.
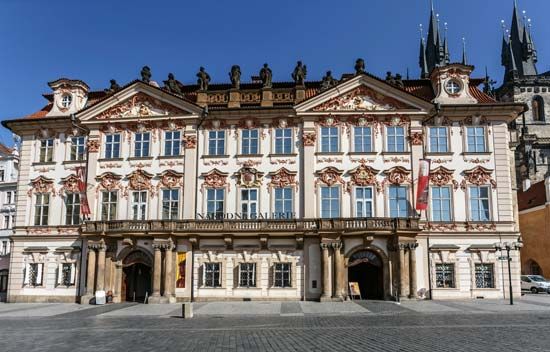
[182,302,193,319]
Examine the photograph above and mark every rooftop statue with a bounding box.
[230,65,241,89]
[165,73,183,95]
[259,63,273,88]
[320,71,337,91]
[292,61,307,86]
[141,66,152,83]
[394,74,404,88]
[104,79,121,94]
[197,67,211,91]
[355,58,365,75]
[385,71,396,85]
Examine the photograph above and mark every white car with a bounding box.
[521,275,550,294]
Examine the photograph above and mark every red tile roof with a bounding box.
[518,181,547,211]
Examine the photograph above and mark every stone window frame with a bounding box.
[233,252,262,289]
[467,248,500,291]
[425,126,451,154]
[351,124,374,153]
[196,252,227,289]
[33,192,51,226]
[385,184,411,218]
[428,185,454,222]
[429,246,460,290]
[54,247,80,288]
[65,134,87,162]
[466,185,493,222]
[267,252,298,289]
[318,184,342,219]
[162,130,182,157]
[236,186,261,220]
[103,132,122,159]
[132,131,152,158]
[462,125,491,154]
[271,126,295,155]
[204,129,227,157]
[37,137,55,163]
[22,249,48,288]
[270,186,295,219]
[99,189,119,221]
[159,187,181,220]
[383,125,408,153]
[351,184,376,218]
[317,125,341,153]
[239,128,261,155]
[129,190,148,221]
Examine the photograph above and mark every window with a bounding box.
[429,127,448,153]
[134,132,150,157]
[435,263,455,288]
[101,191,117,221]
[164,131,181,156]
[162,189,179,220]
[273,187,293,219]
[241,189,258,219]
[532,96,545,122]
[39,139,54,162]
[204,262,221,287]
[105,134,121,159]
[3,215,9,229]
[65,193,81,225]
[469,186,491,221]
[131,191,147,220]
[0,170,5,181]
[206,189,224,219]
[475,263,494,288]
[355,186,374,217]
[320,127,339,152]
[34,193,49,226]
[430,186,452,221]
[6,191,12,204]
[239,263,256,287]
[389,185,408,218]
[70,136,86,161]
[354,127,372,152]
[386,126,405,152]
[25,263,43,287]
[445,80,462,95]
[273,263,291,288]
[274,128,292,154]
[466,127,486,153]
[320,186,340,218]
[208,130,225,156]
[0,270,7,292]
[1,241,7,255]
[241,129,259,155]
[61,94,72,108]
[59,263,75,287]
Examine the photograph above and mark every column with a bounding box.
[96,244,106,292]
[163,244,173,298]
[399,243,409,298]
[320,243,331,299]
[85,247,96,295]
[333,242,344,299]
[409,243,418,299]
[183,130,197,219]
[152,245,162,297]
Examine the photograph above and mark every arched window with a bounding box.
[532,96,545,122]
[529,260,543,276]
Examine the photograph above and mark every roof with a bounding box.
[518,180,547,211]
[0,142,14,156]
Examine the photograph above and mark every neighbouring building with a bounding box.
[1,6,526,304]
[0,142,19,302]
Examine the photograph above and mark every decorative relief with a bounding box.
[203,119,227,130]
[315,167,345,187]
[127,169,154,193]
[302,132,316,146]
[271,117,296,129]
[159,160,184,167]
[464,157,490,164]
[429,166,459,190]
[383,166,411,185]
[183,135,197,149]
[235,167,264,188]
[87,140,100,152]
[203,160,229,166]
[95,172,122,192]
[159,119,185,131]
[346,114,379,136]
[465,222,496,231]
[237,159,262,167]
[27,176,56,197]
[201,169,229,190]
[409,132,423,146]
[349,157,376,163]
[425,222,458,231]
[60,174,80,194]
[431,158,450,164]
[317,157,343,164]
[460,166,497,189]
[313,86,406,112]
[381,115,410,127]
[96,92,185,119]
[269,159,297,165]
[347,164,381,193]
[383,156,409,163]
[268,168,298,188]
[316,115,343,128]
[34,127,57,139]
[158,170,183,189]
[237,118,259,129]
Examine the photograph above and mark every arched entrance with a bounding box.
[347,250,384,300]
[122,250,152,302]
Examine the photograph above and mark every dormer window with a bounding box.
[61,94,72,108]
[445,80,462,95]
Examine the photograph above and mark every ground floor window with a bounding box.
[239,263,256,288]
[435,263,455,288]
[474,263,494,288]
[204,263,221,288]
[0,270,7,292]
[24,263,43,287]
[58,263,76,287]
[273,263,291,288]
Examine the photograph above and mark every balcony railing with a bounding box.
[82,217,420,235]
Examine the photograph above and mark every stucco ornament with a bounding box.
[409,132,423,146]
[27,176,56,197]
[96,172,122,191]
[315,167,345,187]
[183,135,197,149]
[201,169,229,189]
[347,164,381,193]
[159,170,183,188]
[96,92,185,119]
[461,166,497,189]
[302,132,316,146]
[127,169,154,191]
[430,166,459,190]
[60,174,80,194]
[268,168,297,188]
[86,140,100,152]
[313,86,406,112]
[235,167,264,188]
[383,166,411,185]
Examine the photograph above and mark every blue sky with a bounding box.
[1,0,549,145]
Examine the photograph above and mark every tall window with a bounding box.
[206,189,224,218]
[320,127,339,152]
[532,96,545,122]
[70,136,86,161]
[241,189,258,219]
[59,263,75,287]
[162,189,179,220]
[475,263,495,288]
[273,263,291,288]
[466,127,486,152]
[164,131,181,156]
[65,193,81,225]
[435,263,455,288]
[34,193,49,226]
[469,186,490,221]
[105,134,121,159]
[239,263,256,287]
[39,139,54,162]
[386,126,405,152]
[0,170,4,181]
[6,191,13,204]
[241,129,259,154]
[320,186,340,218]
[1,241,7,255]
[0,270,7,293]
[354,127,372,152]
[134,132,150,157]
[2,216,8,230]
[389,185,408,218]
[131,191,147,220]
[25,263,43,287]
[429,127,448,153]
[273,187,293,219]
[431,186,452,221]
[101,191,117,221]
[208,130,225,155]
[204,262,221,287]
[274,128,292,154]
[355,186,374,217]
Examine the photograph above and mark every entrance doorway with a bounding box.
[348,250,384,300]
[122,250,152,302]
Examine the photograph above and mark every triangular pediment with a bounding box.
[295,74,434,114]
[76,81,203,122]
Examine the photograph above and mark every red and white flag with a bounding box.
[76,167,91,216]
[415,159,431,211]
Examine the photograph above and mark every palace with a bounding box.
[1,6,526,304]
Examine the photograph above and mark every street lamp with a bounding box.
[494,241,523,305]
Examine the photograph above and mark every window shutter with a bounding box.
[198,265,203,287]
[70,263,76,285]
[23,263,29,285]
[234,264,240,288]
[268,264,274,288]
[37,263,43,286]
[57,263,62,285]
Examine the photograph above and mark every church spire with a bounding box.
[419,25,429,78]
[420,1,448,77]
[461,38,467,65]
